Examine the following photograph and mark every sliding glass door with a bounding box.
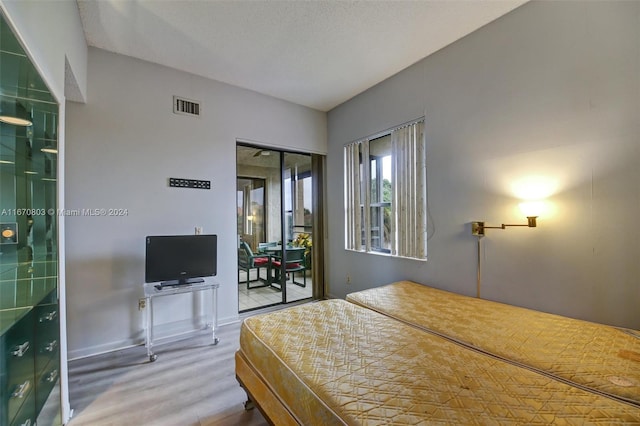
[282,152,313,303]
[236,144,318,311]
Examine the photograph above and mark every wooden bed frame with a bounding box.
[235,350,300,426]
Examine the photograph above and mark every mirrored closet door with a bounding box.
[0,11,61,426]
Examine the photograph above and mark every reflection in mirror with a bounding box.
[0,11,61,426]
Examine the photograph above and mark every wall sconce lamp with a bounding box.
[471,201,544,298]
[471,217,537,237]
[471,201,543,237]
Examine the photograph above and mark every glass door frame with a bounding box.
[236,142,319,312]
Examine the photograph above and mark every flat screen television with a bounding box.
[145,234,217,286]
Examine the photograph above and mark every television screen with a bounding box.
[145,234,217,285]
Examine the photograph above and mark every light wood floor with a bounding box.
[67,321,269,426]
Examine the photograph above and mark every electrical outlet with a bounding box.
[195,226,203,235]
[138,299,146,310]
[346,274,351,285]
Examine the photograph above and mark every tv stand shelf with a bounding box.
[143,281,220,362]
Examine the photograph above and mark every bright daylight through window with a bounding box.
[344,119,427,259]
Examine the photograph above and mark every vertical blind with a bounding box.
[344,119,426,259]
[344,138,367,251]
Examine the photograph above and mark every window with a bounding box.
[369,136,392,252]
[344,119,427,259]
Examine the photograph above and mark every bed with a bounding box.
[235,299,640,424]
[346,280,640,407]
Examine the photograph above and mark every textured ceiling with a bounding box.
[77,0,526,112]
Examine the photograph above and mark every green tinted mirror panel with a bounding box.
[0,11,61,426]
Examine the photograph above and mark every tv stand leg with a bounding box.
[211,284,219,345]
[145,296,158,361]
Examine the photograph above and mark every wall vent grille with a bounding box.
[173,96,200,117]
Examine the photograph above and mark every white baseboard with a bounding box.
[69,314,240,360]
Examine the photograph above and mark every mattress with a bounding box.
[239,299,640,424]
[346,280,640,406]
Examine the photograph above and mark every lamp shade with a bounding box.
[519,201,545,218]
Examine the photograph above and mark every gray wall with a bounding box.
[327,1,640,329]
[66,48,326,358]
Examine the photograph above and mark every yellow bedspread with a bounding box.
[240,299,640,424]
[346,280,640,406]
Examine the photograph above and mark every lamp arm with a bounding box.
[494,216,538,229]
[481,223,530,229]
[471,217,537,237]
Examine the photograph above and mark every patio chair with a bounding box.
[270,247,307,288]
[238,241,270,289]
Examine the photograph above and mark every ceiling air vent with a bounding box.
[173,96,200,117]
